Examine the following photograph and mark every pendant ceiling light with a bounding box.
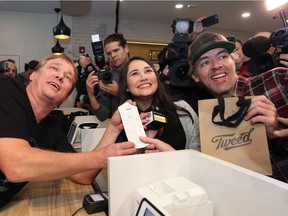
[52,39,64,55]
[53,8,71,39]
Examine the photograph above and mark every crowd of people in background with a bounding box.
[70,22,288,183]
[1,15,288,209]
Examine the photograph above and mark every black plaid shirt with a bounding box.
[235,67,288,182]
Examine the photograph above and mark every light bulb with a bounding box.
[175,21,189,34]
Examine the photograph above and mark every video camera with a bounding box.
[158,18,194,87]
[0,60,8,74]
[243,27,288,76]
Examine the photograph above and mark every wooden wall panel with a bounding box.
[127,42,167,63]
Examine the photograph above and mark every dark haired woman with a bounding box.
[117,56,200,150]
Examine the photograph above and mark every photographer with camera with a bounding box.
[73,55,96,112]
[241,30,288,77]
[86,33,130,121]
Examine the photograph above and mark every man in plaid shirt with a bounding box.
[188,32,288,182]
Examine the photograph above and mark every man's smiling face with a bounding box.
[191,47,238,98]
[29,58,76,105]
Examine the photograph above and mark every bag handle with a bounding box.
[212,96,251,128]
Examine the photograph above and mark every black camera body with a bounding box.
[97,68,113,84]
[91,34,113,84]
[0,61,9,73]
[84,63,113,85]
[201,14,219,28]
[158,18,194,87]
[247,53,281,76]
[75,55,95,94]
[79,63,113,87]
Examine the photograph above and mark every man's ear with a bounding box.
[191,72,200,83]
[29,71,35,81]
[124,44,129,54]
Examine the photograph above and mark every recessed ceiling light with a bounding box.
[175,4,184,9]
[242,12,250,18]
[187,4,197,8]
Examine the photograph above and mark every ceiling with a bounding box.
[0,0,287,34]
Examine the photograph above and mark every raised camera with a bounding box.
[158,18,194,87]
[91,34,114,84]
[244,27,288,76]
[97,68,113,84]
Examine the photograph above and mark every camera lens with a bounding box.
[175,64,189,81]
[98,69,113,84]
[168,60,194,87]
[103,73,112,82]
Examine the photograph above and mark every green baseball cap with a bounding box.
[189,32,236,66]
